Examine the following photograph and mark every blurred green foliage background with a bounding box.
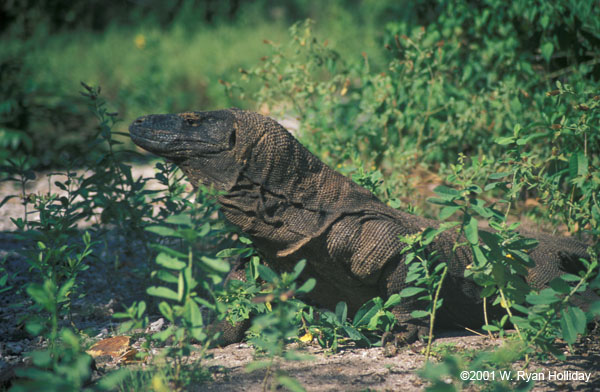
[1,0,599,171]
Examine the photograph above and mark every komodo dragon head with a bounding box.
[130,108,327,199]
[130,109,242,190]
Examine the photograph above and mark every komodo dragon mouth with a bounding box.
[130,108,595,346]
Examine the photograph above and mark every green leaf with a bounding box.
[156,252,186,270]
[342,325,364,341]
[25,320,44,336]
[216,247,250,258]
[479,231,501,250]
[57,277,75,303]
[427,197,460,206]
[158,301,174,322]
[464,214,479,245]
[149,244,187,259]
[569,152,588,179]
[147,286,179,301]
[165,213,192,226]
[137,301,147,318]
[422,227,444,245]
[470,199,492,218]
[482,324,500,332]
[561,273,583,282]
[291,259,307,281]
[200,256,230,273]
[513,123,522,138]
[276,375,306,392]
[197,222,211,237]
[383,293,402,308]
[156,270,178,284]
[399,287,426,298]
[433,185,460,198]
[145,225,179,237]
[177,271,184,302]
[353,300,381,327]
[239,236,253,244]
[488,172,511,180]
[410,310,429,318]
[257,264,278,283]
[439,205,461,220]
[560,306,586,344]
[0,195,17,209]
[480,285,496,298]
[541,42,554,62]
[549,277,571,294]
[510,237,539,250]
[526,288,560,305]
[510,315,531,329]
[297,278,316,294]
[495,136,515,145]
[27,283,54,311]
[185,299,203,326]
[153,325,174,341]
[335,302,348,323]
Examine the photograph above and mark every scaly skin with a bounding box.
[130,108,590,344]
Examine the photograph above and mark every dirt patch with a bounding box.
[197,334,600,391]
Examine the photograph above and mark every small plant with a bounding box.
[301,301,369,352]
[397,227,449,360]
[0,156,36,230]
[245,259,315,392]
[135,186,232,387]
[11,329,94,392]
[428,127,599,360]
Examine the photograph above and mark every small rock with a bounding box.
[146,318,165,333]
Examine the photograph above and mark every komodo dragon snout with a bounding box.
[130,108,594,346]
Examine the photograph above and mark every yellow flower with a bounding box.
[134,34,146,49]
[299,331,313,343]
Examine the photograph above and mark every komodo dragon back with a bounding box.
[130,108,593,344]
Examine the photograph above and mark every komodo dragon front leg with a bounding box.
[130,108,591,345]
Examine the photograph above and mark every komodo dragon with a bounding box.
[129,108,591,344]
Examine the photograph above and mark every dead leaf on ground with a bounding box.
[87,336,131,360]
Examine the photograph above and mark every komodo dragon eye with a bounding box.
[185,118,197,126]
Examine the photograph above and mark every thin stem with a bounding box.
[498,287,528,364]
[483,297,494,340]
[425,265,448,361]
[262,358,274,392]
[21,173,28,230]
